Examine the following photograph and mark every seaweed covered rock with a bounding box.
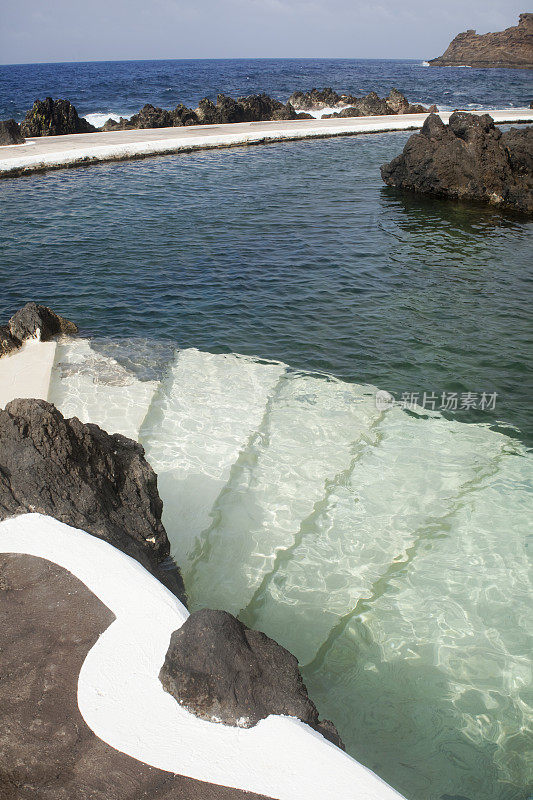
[160,608,343,747]
[0,119,24,145]
[0,399,186,603]
[381,112,533,214]
[20,97,96,137]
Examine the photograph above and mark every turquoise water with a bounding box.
[1,131,533,799]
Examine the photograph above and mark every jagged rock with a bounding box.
[0,399,186,603]
[322,107,364,119]
[159,608,343,748]
[0,119,24,145]
[387,89,410,114]
[7,302,78,344]
[288,88,343,110]
[429,13,533,69]
[128,104,174,129]
[381,112,533,214]
[295,112,314,120]
[195,94,296,125]
[172,103,199,126]
[20,97,96,137]
[238,94,297,122]
[0,326,20,358]
[0,303,78,359]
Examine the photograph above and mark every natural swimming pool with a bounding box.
[1,132,532,800]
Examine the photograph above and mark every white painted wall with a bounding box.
[0,513,406,800]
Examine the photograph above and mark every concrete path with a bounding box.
[0,109,531,178]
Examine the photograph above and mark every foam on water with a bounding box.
[84,112,129,127]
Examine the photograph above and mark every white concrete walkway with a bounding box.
[0,109,531,178]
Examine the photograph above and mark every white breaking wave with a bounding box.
[84,112,131,128]
[421,61,430,66]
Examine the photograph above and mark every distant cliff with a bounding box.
[429,13,533,69]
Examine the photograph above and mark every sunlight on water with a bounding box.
[47,337,533,800]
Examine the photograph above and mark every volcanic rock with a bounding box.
[20,97,96,137]
[0,303,78,359]
[0,399,186,603]
[0,119,24,145]
[288,88,343,110]
[7,302,78,343]
[428,13,533,69]
[380,111,533,213]
[128,104,174,129]
[172,103,200,126]
[159,608,344,748]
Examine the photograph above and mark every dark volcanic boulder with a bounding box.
[172,103,199,126]
[387,88,410,114]
[0,399,186,603]
[0,303,78,359]
[7,302,78,343]
[288,88,342,110]
[239,94,297,122]
[128,104,174,129]
[159,608,343,747]
[381,112,533,214]
[100,116,132,131]
[20,97,96,137]
[0,119,24,145]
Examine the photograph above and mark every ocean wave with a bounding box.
[421,61,430,67]
[84,112,131,128]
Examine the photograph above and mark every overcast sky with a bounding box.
[0,0,526,64]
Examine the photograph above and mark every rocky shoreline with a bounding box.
[381,111,533,214]
[428,13,533,69]
[0,305,342,750]
[0,88,436,145]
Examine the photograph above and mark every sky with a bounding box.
[0,0,527,64]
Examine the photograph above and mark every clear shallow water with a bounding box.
[1,129,532,799]
[0,57,532,123]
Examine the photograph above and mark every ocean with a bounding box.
[1,58,532,800]
[0,57,532,125]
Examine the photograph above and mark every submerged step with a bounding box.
[243,406,510,665]
[0,339,57,410]
[138,348,286,573]
[47,338,158,440]
[188,372,380,615]
[303,438,532,798]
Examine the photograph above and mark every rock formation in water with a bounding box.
[0,119,24,145]
[428,13,533,68]
[381,112,533,214]
[290,87,436,118]
[20,97,96,137]
[0,302,78,358]
[160,608,344,748]
[0,398,187,603]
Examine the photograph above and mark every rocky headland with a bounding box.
[381,111,533,214]
[428,13,533,69]
[0,88,437,143]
